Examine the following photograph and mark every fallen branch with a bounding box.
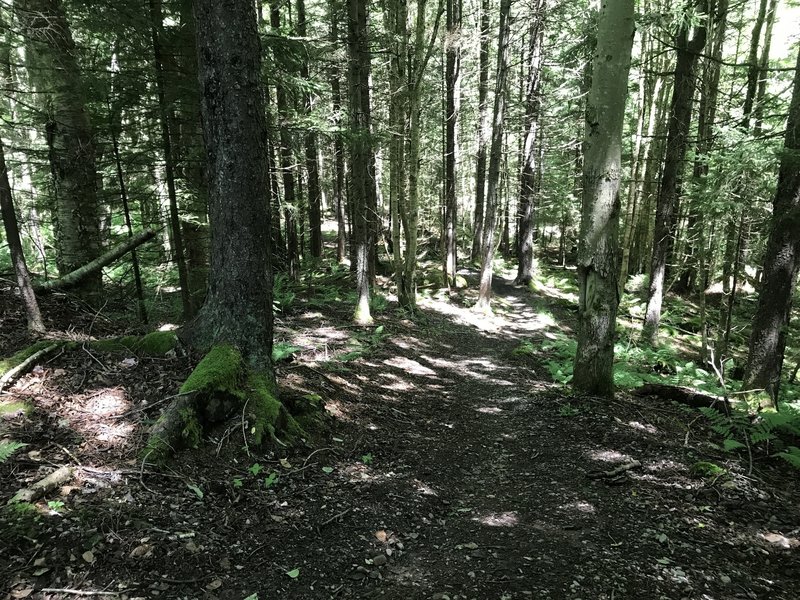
[587,460,641,480]
[40,590,126,597]
[8,465,74,504]
[34,230,155,292]
[0,343,61,393]
[632,383,731,414]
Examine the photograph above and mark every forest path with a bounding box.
[2,273,799,599]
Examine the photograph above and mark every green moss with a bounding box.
[87,331,178,357]
[180,345,243,396]
[179,407,202,447]
[0,401,33,416]
[690,461,727,479]
[247,372,284,446]
[0,341,59,377]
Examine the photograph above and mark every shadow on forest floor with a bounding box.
[1,267,799,600]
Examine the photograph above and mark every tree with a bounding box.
[642,0,707,344]
[15,0,102,296]
[470,0,490,263]
[0,138,44,333]
[442,0,461,288]
[475,0,511,311]
[741,46,800,410]
[572,0,635,397]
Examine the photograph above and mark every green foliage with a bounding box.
[689,461,727,479]
[248,463,264,476]
[273,274,296,313]
[263,472,279,489]
[361,452,374,465]
[512,340,537,357]
[558,404,580,417]
[0,440,27,463]
[0,341,59,377]
[272,342,302,363]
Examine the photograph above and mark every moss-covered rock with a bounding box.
[0,401,33,417]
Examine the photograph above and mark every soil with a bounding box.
[1,272,799,600]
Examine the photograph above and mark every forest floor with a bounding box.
[1,266,799,600]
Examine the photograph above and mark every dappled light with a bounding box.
[475,511,519,527]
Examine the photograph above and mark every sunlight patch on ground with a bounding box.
[559,500,596,514]
[378,372,416,391]
[589,449,634,463]
[383,356,438,376]
[476,406,503,414]
[646,460,684,473]
[624,420,660,435]
[475,511,519,527]
[84,388,128,416]
[413,479,438,496]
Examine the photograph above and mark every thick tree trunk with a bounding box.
[642,2,707,344]
[188,0,274,369]
[515,1,546,287]
[16,0,102,297]
[443,0,461,288]
[475,0,511,311]
[741,47,800,409]
[572,0,635,397]
[0,138,45,333]
[470,0,490,262]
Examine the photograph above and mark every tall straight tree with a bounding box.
[642,0,707,343]
[741,47,800,410]
[514,0,546,287]
[475,0,511,311]
[16,0,102,296]
[442,0,461,288]
[187,0,274,365]
[348,0,375,324]
[470,0,490,262]
[572,0,634,397]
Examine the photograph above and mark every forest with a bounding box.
[1,0,800,597]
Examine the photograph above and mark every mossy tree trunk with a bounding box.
[572,0,635,397]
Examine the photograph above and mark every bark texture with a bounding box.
[189,0,274,369]
[741,47,800,409]
[443,0,461,287]
[572,0,635,397]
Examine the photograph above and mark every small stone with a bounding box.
[432,594,450,600]
[372,554,388,566]
[720,575,731,584]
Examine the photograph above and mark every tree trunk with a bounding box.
[149,0,194,319]
[572,0,635,397]
[16,0,102,297]
[642,2,707,344]
[515,0,546,287]
[741,47,800,409]
[348,0,374,324]
[0,138,45,333]
[475,0,511,311]
[740,0,769,130]
[330,0,347,263]
[297,0,323,259]
[470,0,490,262]
[753,0,778,135]
[443,0,461,288]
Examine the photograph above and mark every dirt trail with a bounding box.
[2,275,799,599]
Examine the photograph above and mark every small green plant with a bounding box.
[558,404,579,417]
[47,500,66,513]
[263,472,279,489]
[0,440,27,464]
[272,342,302,363]
[273,274,296,313]
[232,477,243,489]
[512,340,537,357]
[361,453,374,465]
[248,463,264,476]
[689,461,727,480]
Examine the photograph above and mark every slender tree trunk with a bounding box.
[443,0,461,287]
[149,0,193,319]
[572,0,635,397]
[515,0,546,287]
[348,0,374,324]
[330,0,347,263]
[16,0,102,297]
[741,47,800,409]
[753,0,778,135]
[0,138,45,333]
[297,0,323,259]
[265,87,286,270]
[642,2,707,344]
[475,0,511,311]
[740,0,769,130]
[470,0,490,262]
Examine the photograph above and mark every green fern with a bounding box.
[0,440,27,463]
[776,446,800,469]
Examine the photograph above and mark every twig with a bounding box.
[41,590,126,597]
[242,397,251,458]
[0,343,62,393]
[319,507,352,528]
[111,391,195,420]
[81,344,108,372]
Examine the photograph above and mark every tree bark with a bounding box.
[16,0,102,297]
[642,1,707,344]
[0,138,45,332]
[443,0,461,288]
[515,0,546,287]
[741,47,800,409]
[187,0,274,369]
[475,0,511,311]
[572,0,635,397]
[470,0,490,262]
[329,0,347,263]
[740,0,769,130]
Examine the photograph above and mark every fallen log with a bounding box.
[34,230,156,292]
[632,383,731,414]
[8,465,74,504]
[0,342,63,393]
